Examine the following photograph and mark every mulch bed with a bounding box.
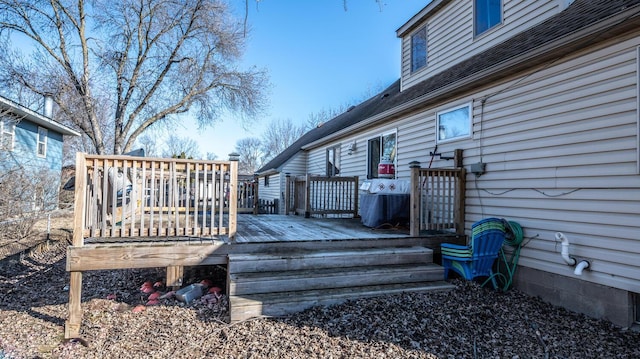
[1,215,639,358]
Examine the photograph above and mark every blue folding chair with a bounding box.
[440,217,507,289]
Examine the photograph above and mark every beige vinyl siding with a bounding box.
[258,153,307,214]
[303,33,639,292]
[396,111,441,174]
[256,173,281,211]
[259,174,280,202]
[339,141,367,177]
[457,35,640,292]
[401,0,560,91]
[307,142,363,177]
[281,152,307,176]
[306,147,329,176]
[277,152,307,213]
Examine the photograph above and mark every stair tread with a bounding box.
[228,246,432,262]
[230,281,455,306]
[230,263,443,281]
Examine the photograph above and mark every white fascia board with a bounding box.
[0,96,81,136]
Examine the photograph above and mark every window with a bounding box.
[475,0,502,36]
[263,175,270,187]
[37,127,47,157]
[0,119,15,151]
[411,26,427,72]
[437,104,472,143]
[326,145,341,177]
[367,132,396,179]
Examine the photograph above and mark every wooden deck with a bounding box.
[233,215,410,243]
[65,153,467,339]
[65,214,464,337]
[68,214,453,271]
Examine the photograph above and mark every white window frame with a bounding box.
[0,118,16,151]
[326,145,341,177]
[411,25,427,73]
[474,0,503,37]
[436,103,472,144]
[367,130,397,179]
[37,126,47,157]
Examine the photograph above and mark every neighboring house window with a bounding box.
[37,127,48,157]
[326,145,341,177]
[263,175,269,187]
[437,104,472,143]
[0,119,15,151]
[367,131,396,179]
[475,0,502,36]
[411,26,427,72]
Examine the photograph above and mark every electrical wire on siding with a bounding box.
[473,7,640,167]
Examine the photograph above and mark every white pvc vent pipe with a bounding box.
[574,260,590,276]
[555,232,577,266]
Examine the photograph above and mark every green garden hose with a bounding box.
[484,220,524,291]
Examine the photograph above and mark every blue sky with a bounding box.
[176,0,428,158]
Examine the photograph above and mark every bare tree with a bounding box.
[135,134,159,158]
[261,118,305,163]
[161,134,201,159]
[234,137,263,175]
[305,105,352,131]
[0,0,267,155]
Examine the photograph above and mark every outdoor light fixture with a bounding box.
[347,141,356,155]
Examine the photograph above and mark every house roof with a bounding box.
[257,80,401,175]
[396,0,453,37]
[257,0,640,175]
[0,95,81,136]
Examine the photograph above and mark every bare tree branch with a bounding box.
[234,137,263,175]
[0,0,268,154]
[261,118,305,163]
[161,134,201,159]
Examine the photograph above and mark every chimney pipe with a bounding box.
[44,94,54,118]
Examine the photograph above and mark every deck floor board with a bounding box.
[232,215,409,243]
[80,214,445,246]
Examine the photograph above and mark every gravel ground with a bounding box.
[1,216,639,358]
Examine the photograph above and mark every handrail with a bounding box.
[72,153,238,245]
[410,166,465,236]
[285,174,359,218]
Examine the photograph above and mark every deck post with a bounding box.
[253,174,259,215]
[65,152,87,339]
[304,173,311,218]
[455,167,466,235]
[65,272,83,339]
[228,160,238,241]
[409,161,421,237]
[284,173,291,215]
[453,149,463,168]
[353,176,359,218]
[166,265,184,289]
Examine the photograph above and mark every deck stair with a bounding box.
[227,241,454,322]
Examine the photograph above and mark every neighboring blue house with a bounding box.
[0,95,80,211]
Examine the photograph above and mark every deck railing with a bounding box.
[71,153,237,245]
[237,179,256,214]
[285,174,359,218]
[410,165,466,236]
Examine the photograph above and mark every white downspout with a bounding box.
[555,232,576,266]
